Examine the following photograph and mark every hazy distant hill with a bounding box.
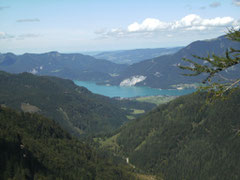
[93,47,183,64]
[0,71,155,137]
[0,51,127,82]
[1,35,239,90]
[106,90,240,179]
[107,35,240,88]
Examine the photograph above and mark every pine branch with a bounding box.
[179,29,240,99]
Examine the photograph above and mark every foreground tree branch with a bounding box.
[179,29,240,100]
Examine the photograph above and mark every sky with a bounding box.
[0,0,240,54]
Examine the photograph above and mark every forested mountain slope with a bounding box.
[108,35,240,88]
[0,51,127,82]
[110,90,240,179]
[0,106,135,180]
[0,71,155,137]
[1,35,239,90]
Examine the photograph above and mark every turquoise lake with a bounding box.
[74,81,195,98]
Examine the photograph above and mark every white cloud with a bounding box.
[17,33,40,39]
[186,26,207,31]
[0,32,15,39]
[200,6,206,10]
[128,18,169,32]
[129,14,235,32]
[233,0,240,6]
[16,18,40,23]
[0,32,41,41]
[96,14,239,38]
[210,2,221,8]
[202,17,234,26]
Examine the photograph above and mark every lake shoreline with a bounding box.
[74,80,196,98]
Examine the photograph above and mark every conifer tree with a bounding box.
[179,29,240,98]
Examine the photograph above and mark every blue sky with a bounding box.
[0,0,240,54]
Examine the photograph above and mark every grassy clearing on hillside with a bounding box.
[136,96,177,105]
[96,133,121,152]
[126,109,146,120]
[134,173,157,180]
[131,109,145,114]
[127,115,136,120]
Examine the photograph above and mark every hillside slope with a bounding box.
[0,106,135,180]
[0,51,127,82]
[111,90,240,179]
[0,71,155,137]
[108,35,240,88]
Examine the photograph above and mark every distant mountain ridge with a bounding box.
[93,47,183,64]
[1,35,239,89]
[107,35,240,88]
[0,51,127,82]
